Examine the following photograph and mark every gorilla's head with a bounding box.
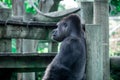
[52,14,81,42]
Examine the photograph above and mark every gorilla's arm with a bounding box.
[42,38,82,80]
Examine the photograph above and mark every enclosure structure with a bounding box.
[0,0,119,80]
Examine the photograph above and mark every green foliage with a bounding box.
[0,0,12,8]
[110,0,120,15]
[111,0,120,6]
[111,32,118,36]
[24,0,38,14]
[11,40,49,53]
[12,39,17,53]
[37,42,48,53]
[37,71,44,80]
[109,48,114,56]
[0,0,38,14]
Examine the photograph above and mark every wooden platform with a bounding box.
[0,53,56,72]
[0,53,119,72]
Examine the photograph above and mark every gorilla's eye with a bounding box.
[63,22,67,28]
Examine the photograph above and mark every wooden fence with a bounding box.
[0,0,119,80]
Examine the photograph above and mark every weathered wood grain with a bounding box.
[86,24,103,80]
[0,53,56,72]
[0,20,57,40]
[94,0,110,80]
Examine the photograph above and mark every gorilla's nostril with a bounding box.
[52,34,56,37]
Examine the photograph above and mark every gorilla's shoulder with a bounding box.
[66,36,80,41]
[63,36,80,44]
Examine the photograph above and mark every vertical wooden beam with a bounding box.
[86,24,103,80]
[12,0,25,53]
[12,0,24,16]
[22,3,36,80]
[48,41,58,52]
[12,0,25,80]
[94,0,110,80]
[51,42,58,52]
[0,9,12,60]
[12,0,36,80]
[80,2,95,80]
[81,1,93,24]
[0,39,11,52]
[0,8,12,80]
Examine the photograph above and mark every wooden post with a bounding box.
[51,42,58,52]
[0,8,12,63]
[12,0,36,79]
[0,8,12,80]
[80,1,94,80]
[48,41,58,52]
[12,0,25,80]
[94,0,110,80]
[12,0,25,53]
[0,39,11,52]
[86,24,103,80]
[22,3,36,80]
[81,1,93,24]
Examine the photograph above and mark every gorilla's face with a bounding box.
[52,21,69,42]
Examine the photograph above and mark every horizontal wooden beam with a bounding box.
[0,20,57,40]
[0,53,119,72]
[0,20,57,29]
[110,56,120,71]
[3,26,48,40]
[0,53,56,72]
[110,56,120,79]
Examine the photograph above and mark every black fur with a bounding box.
[42,14,86,80]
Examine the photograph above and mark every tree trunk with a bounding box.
[50,0,61,12]
[39,0,54,12]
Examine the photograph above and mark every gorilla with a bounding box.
[42,14,86,80]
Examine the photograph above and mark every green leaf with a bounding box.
[110,0,120,15]
[116,6,120,11]
[24,1,36,14]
